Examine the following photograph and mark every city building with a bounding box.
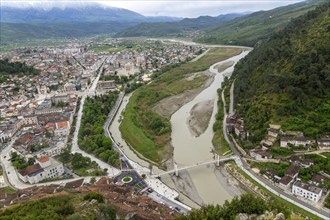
[54,121,70,136]
[18,156,64,184]
[292,180,323,202]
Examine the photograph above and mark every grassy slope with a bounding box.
[232,4,330,143]
[195,0,326,46]
[120,48,242,164]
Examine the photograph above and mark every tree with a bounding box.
[83,192,104,203]
[28,157,35,166]
[90,177,96,184]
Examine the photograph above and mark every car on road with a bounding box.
[174,207,181,212]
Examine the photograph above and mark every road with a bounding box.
[71,56,121,177]
[223,81,329,219]
[229,81,235,115]
[102,88,191,213]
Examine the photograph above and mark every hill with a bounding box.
[232,3,330,143]
[0,4,180,23]
[0,3,180,43]
[0,22,129,43]
[115,13,245,38]
[195,0,326,46]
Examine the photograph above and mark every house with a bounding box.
[279,176,294,189]
[263,169,281,182]
[250,149,272,161]
[309,174,326,186]
[280,136,311,148]
[288,155,301,164]
[54,121,70,137]
[317,136,330,149]
[97,80,116,90]
[234,123,246,139]
[301,158,314,168]
[268,128,279,138]
[292,180,323,202]
[64,82,76,92]
[18,156,64,184]
[285,164,300,179]
[279,164,300,189]
[51,94,69,105]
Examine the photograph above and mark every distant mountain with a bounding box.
[232,3,330,142]
[0,22,128,43]
[0,4,180,23]
[195,0,327,46]
[0,3,181,43]
[115,13,246,38]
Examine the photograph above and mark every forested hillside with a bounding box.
[115,14,244,38]
[232,3,330,142]
[195,0,326,46]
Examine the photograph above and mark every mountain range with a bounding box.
[114,13,246,38]
[0,3,181,23]
[232,2,330,143]
[0,0,327,46]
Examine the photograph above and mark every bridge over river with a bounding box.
[153,155,239,177]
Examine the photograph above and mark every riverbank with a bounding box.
[171,51,250,204]
[119,47,243,165]
[187,99,214,137]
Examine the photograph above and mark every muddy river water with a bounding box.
[171,51,250,204]
[109,49,250,206]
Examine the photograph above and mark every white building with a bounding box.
[54,121,70,136]
[292,180,323,202]
[18,156,64,184]
[36,141,66,157]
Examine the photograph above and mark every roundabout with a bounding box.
[122,176,133,183]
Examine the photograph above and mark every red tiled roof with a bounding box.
[19,164,43,177]
[55,121,69,129]
[37,156,49,163]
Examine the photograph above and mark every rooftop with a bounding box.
[294,180,322,194]
[19,163,44,177]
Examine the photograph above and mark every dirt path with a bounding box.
[153,71,214,118]
[187,100,214,137]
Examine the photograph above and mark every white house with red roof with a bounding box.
[54,121,70,137]
[18,156,64,184]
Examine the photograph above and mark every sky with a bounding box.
[2,0,306,18]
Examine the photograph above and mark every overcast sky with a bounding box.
[2,0,306,18]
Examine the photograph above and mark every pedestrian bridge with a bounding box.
[152,155,238,177]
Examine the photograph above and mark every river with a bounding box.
[109,49,249,206]
[171,51,249,204]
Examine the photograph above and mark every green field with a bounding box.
[120,47,242,164]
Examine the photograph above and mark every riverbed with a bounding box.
[109,49,250,207]
[171,51,250,204]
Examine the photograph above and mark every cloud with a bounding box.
[102,0,304,17]
[1,0,305,18]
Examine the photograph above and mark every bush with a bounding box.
[83,192,105,203]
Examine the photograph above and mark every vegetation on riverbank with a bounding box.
[212,77,232,155]
[78,92,120,167]
[232,4,330,143]
[120,48,242,163]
